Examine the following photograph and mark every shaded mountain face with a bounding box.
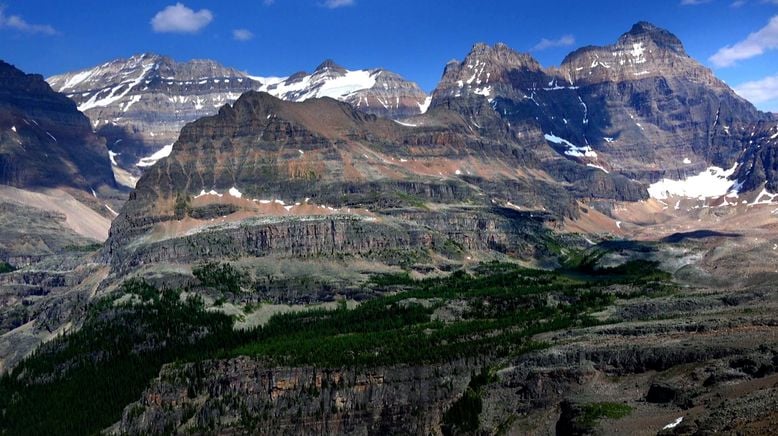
[0,61,114,191]
[48,55,428,185]
[47,54,262,181]
[259,60,430,119]
[732,122,778,194]
[432,22,766,182]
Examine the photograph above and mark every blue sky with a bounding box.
[2,0,778,111]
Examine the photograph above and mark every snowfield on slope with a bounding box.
[136,144,174,167]
[544,133,597,158]
[260,69,378,102]
[647,165,739,200]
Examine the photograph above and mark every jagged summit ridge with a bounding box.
[429,21,764,185]
[620,21,685,53]
[314,59,347,74]
[560,21,696,85]
[432,42,542,102]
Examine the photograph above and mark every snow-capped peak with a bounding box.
[259,63,377,102]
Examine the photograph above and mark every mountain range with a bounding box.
[2,20,778,435]
[47,55,429,186]
[105,22,776,284]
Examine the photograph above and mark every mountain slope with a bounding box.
[431,22,766,184]
[105,89,649,291]
[0,61,115,191]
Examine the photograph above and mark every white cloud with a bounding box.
[681,0,711,4]
[710,15,778,67]
[151,3,213,34]
[734,73,778,105]
[233,28,253,41]
[532,35,575,51]
[729,1,778,7]
[322,0,355,8]
[0,6,57,35]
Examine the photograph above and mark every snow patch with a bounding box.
[663,417,683,430]
[630,42,647,64]
[195,189,223,198]
[473,86,492,97]
[58,69,96,91]
[750,188,778,206]
[418,96,432,114]
[587,164,609,173]
[123,94,141,112]
[228,187,243,198]
[647,165,739,200]
[259,69,377,102]
[108,150,120,166]
[78,63,154,112]
[683,157,691,164]
[136,144,173,167]
[544,133,597,158]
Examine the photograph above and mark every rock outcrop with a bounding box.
[111,358,474,435]
[112,292,778,435]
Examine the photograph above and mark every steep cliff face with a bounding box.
[112,358,473,435]
[431,22,766,184]
[0,61,115,191]
[727,122,778,194]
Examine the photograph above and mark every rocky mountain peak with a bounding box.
[0,60,49,95]
[431,42,542,104]
[46,55,261,186]
[559,22,702,86]
[464,42,541,71]
[619,21,685,54]
[314,59,347,74]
